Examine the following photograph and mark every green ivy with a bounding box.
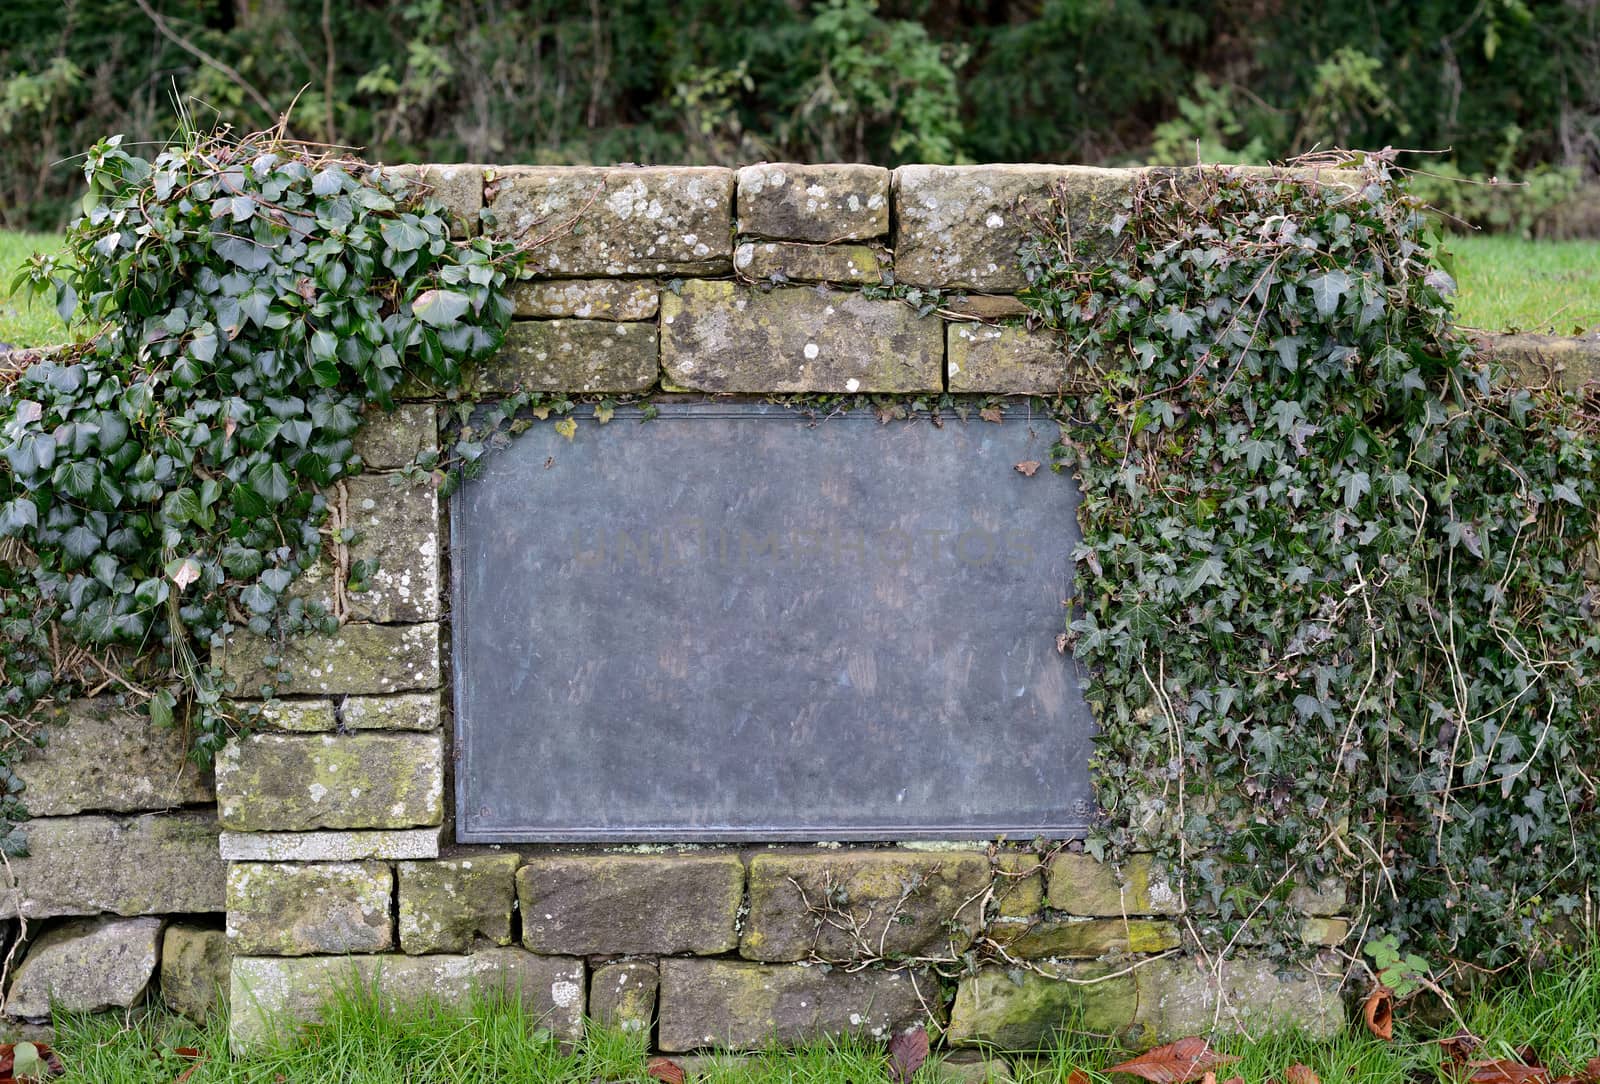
[1024,160,1600,972]
[0,130,521,837]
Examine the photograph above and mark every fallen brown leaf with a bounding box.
[647,1056,686,1084]
[1106,1037,1239,1083]
[1466,1059,1550,1084]
[1362,986,1395,1040]
[1066,1071,1091,1084]
[1584,1058,1600,1084]
[1015,460,1041,477]
[888,1027,930,1084]
[1441,1033,1481,1066]
[1286,1065,1320,1084]
[979,406,1003,424]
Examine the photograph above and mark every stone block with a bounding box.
[487,166,733,276]
[385,163,485,237]
[14,698,212,816]
[230,949,584,1051]
[221,621,440,697]
[948,325,1071,395]
[354,403,437,469]
[1300,917,1350,946]
[218,827,443,862]
[160,924,230,1023]
[893,165,1133,290]
[517,854,743,956]
[227,862,393,955]
[944,295,1032,320]
[993,853,1043,919]
[946,963,1138,1048]
[479,320,657,394]
[741,851,990,962]
[292,475,440,624]
[256,700,336,731]
[512,279,659,320]
[1288,876,1346,916]
[1046,853,1180,916]
[590,959,658,1033]
[660,281,941,393]
[1481,332,1600,391]
[1132,957,1345,1042]
[0,811,223,919]
[657,959,935,1052]
[216,732,444,832]
[5,916,162,1020]
[736,164,890,242]
[256,693,440,734]
[998,918,1181,958]
[734,241,884,284]
[399,855,519,954]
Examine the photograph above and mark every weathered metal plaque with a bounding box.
[452,402,1092,841]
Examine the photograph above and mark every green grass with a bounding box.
[39,945,1600,1084]
[1440,234,1600,335]
[0,229,1593,349]
[0,230,66,349]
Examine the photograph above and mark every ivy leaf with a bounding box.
[1305,269,1351,317]
[412,289,471,328]
[554,417,578,441]
[246,462,293,505]
[0,497,39,535]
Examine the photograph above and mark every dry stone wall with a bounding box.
[1,163,1381,1055]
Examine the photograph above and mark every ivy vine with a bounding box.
[0,130,522,843]
[1024,159,1600,974]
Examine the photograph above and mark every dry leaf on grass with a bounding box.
[888,1028,930,1084]
[1106,1037,1240,1084]
[1362,986,1395,1040]
[647,1056,687,1084]
[1466,1059,1551,1084]
[1285,1064,1320,1084]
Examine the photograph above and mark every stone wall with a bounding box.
[2,162,1396,1054]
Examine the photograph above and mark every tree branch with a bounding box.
[132,0,279,125]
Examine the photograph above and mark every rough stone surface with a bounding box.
[657,959,935,1052]
[512,279,659,320]
[256,693,440,734]
[480,320,657,394]
[589,959,658,1033]
[386,163,484,237]
[993,853,1044,919]
[742,851,990,962]
[518,854,743,956]
[256,700,337,731]
[946,963,1138,1048]
[230,949,584,1051]
[0,812,223,919]
[944,295,1032,320]
[736,164,890,242]
[1289,876,1346,916]
[218,827,443,862]
[15,698,212,816]
[227,862,393,955]
[1132,957,1345,1042]
[661,281,941,393]
[734,241,884,283]
[999,918,1181,958]
[160,924,230,1023]
[222,622,440,697]
[488,166,733,276]
[293,475,439,623]
[1300,917,1351,946]
[1481,331,1600,391]
[399,855,519,954]
[216,732,444,832]
[6,917,162,1019]
[354,403,437,469]
[1046,853,1180,916]
[948,325,1072,395]
[893,165,1133,290]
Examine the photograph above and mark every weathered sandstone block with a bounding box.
[222,622,440,697]
[947,324,1071,395]
[399,855,519,954]
[517,854,743,956]
[384,163,484,238]
[741,851,990,962]
[661,281,941,393]
[160,924,230,1023]
[292,474,439,623]
[893,165,1132,291]
[6,917,162,1020]
[657,959,934,1052]
[589,959,658,1033]
[996,917,1181,958]
[480,320,657,394]
[227,862,393,955]
[353,403,437,470]
[1046,852,1180,916]
[0,812,223,918]
[230,949,584,1051]
[1480,331,1600,391]
[512,279,659,320]
[218,827,442,862]
[488,166,733,276]
[216,732,443,832]
[736,164,890,241]
[734,241,884,283]
[946,963,1138,1048]
[257,692,440,734]
[993,853,1044,918]
[15,699,212,816]
[1132,957,1345,1041]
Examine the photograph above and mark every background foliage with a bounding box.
[1022,159,1600,973]
[2,0,1596,232]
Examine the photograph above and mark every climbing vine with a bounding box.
[1024,157,1600,974]
[0,129,522,844]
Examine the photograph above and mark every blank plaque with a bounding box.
[452,401,1093,841]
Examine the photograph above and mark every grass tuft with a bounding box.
[0,231,66,349]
